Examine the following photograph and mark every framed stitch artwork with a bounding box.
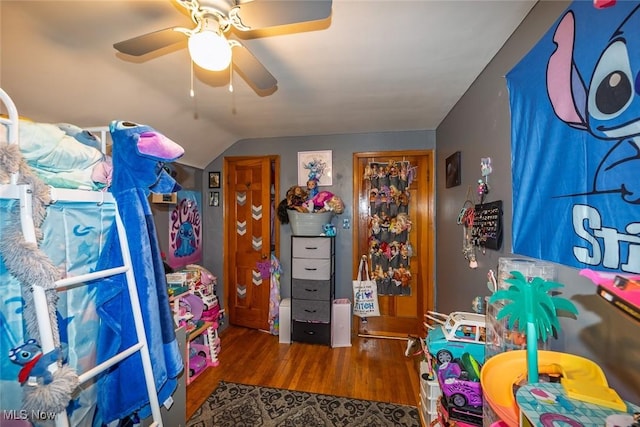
[297,150,333,186]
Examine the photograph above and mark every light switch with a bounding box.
[343,218,350,229]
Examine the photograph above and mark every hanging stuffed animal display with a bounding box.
[364,159,415,295]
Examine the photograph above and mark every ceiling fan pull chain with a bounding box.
[229,62,234,93]
[190,61,196,98]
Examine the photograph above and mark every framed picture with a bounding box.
[297,150,333,187]
[209,191,220,207]
[445,151,461,188]
[209,171,221,188]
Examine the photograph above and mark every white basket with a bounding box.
[287,211,333,236]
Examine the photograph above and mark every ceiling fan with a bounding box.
[113,0,333,93]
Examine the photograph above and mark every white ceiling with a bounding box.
[0,0,536,169]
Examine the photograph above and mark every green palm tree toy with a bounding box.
[488,270,578,383]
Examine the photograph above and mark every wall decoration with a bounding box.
[471,200,503,251]
[209,191,220,207]
[297,150,332,187]
[445,151,461,188]
[168,190,202,269]
[209,171,221,188]
[508,1,640,273]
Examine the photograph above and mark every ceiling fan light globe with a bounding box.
[188,30,231,71]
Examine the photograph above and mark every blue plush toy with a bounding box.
[9,339,67,385]
[323,223,337,237]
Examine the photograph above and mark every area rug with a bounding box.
[187,381,421,427]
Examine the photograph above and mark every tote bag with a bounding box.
[352,256,381,318]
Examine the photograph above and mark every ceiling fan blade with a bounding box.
[232,43,277,92]
[114,27,186,56]
[231,0,332,31]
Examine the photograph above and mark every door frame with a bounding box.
[223,155,280,329]
[352,150,435,336]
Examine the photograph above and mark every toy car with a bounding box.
[436,354,483,408]
[192,287,218,312]
[188,343,210,377]
[424,311,486,365]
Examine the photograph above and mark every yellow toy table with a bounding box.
[516,382,639,427]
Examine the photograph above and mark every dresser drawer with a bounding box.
[292,237,333,259]
[292,258,332,280]
[292,321,331,345]
[292,278,331,300]
[292,299,330,322]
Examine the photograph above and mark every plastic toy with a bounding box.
[201,296,220,323]
[174,303,195,331]
[424,311,486,365]
[192,287,217,312]
[188,344,209,378]
[405,334,434,380]
[437,358,483,409]
[482,350,630,427]
[489,271,577,383]
[581,269,640,322]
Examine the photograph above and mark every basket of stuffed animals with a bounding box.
[288,211,334,236]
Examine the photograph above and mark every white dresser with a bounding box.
[290,236,335,345]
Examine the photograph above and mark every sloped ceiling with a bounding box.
[0,0,536,168]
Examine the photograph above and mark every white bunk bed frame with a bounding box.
[0,88,163,427]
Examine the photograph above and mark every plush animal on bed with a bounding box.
[93,120,184,423]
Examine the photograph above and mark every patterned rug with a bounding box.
[187,381,421,427]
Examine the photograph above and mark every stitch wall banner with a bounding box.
[168,190,202,268]
[507,1,640,274]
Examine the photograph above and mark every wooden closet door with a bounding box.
[353,151,434,338]
[224,156,279,330]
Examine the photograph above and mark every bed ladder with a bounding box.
[1,87,163,426]
[20,186,164,427]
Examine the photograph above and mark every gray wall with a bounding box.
[436,1,639,402]
[201,131,435,321]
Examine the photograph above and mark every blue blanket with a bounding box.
[508,1,640,273]
[94,121,184,423]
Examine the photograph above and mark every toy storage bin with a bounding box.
[496,257,556,290]
[419,360,439,426]
[287,211,333,236]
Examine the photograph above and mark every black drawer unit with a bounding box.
[292,321,331,345]
[290,236,335,345]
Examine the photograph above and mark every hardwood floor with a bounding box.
[186,325,422,420]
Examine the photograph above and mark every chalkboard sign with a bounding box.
[471,200,503,250]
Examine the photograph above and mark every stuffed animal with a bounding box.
[322,223,337,237]
[308,191,345,214]
[9,339,67,386]
[277,185,310,224]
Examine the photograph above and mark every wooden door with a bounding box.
[353,151,434,338]
[224,156,279,330]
